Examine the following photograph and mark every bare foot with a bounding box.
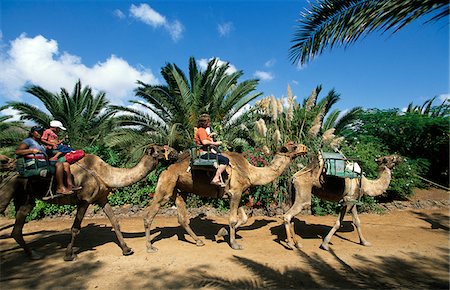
[56,188,73,195]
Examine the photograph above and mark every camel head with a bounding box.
[145,145,178,162]
[376,154,402,170]
[278,141,308,159]
[0,154,16,172]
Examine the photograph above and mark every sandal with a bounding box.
[56,189,73,195]
[210,180,226,187]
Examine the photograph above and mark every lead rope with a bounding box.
[45,175,55,199]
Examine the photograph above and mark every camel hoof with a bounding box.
[216,227,228,237]
[147,246,158,253]
[361,241,372,247]
[63,253,77,261]
[29,250,44,260]
[196,240,205,247]
[122,248,134,256]
[231,243,243,250]
[319,243,330,251]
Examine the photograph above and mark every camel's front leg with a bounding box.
[228,192,243,250]
[282,183,311,250]
[64,201,89,261]
[144,171,176,253]
[12,201,43,260]
[351,205,372,247]
[320,204,348,251]
[175,194,204,246]
[101,201,134,256]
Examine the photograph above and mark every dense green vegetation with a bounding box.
[4,79,447,219]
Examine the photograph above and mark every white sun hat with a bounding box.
[50,120,67,130]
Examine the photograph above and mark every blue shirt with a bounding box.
[21,137,47,159]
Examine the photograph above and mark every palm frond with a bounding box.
[290,0,449,65]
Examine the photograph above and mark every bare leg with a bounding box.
[175,194,204,246]
[55,162,71,194]
[101,202,134,255]
[49,152,62,161]
[212,164,227,184]
[144,171,176,253]
[351,205,372,246]
[320,204,348,251]
[64,201,89,261]
[63,162,74,188]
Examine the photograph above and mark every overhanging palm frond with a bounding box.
[290,0,449,65]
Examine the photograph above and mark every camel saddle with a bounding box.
[189,145,218,171]
[321,152,361,179]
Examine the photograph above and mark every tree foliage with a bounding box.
[290,0,449,65]
[110,57,262,152]
[7,80,117,149]
[342,105,449,186]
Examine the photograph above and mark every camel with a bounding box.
[0,145,178,261]
[143,141,307,252]
[282,153,402,251]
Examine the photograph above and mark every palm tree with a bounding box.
[7,80,117,148]
[111,57,262,151]
[406,97,450,117]
[289,0,449,65]
[0,106,27,155]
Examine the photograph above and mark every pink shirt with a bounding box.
[41,129,59,149]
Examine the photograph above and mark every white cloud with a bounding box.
[218,22,233,37]
[254,70,274,81]
[198,57,237,75]
[0,34,159,105]
[114,9,126,19]
[264,58,276,67]
[129,4,184,41]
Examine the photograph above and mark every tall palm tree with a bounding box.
[7,80,117,148]
[111,57,262,151]
[289,0,449,65]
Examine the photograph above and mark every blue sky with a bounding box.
[0,0,448,120]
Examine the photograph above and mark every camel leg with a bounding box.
[228,192,243,250]
[12,200,43,260]
[64,201,89,261]
[144,171,176,253]
[0,174,20,214]
[235,206,248,228]
[351,205,372,247]
[282,182,312,250]
[174,194,204,246]
[101,202,134,256]
[320,204,348,251]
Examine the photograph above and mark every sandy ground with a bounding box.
[0,188,448,289]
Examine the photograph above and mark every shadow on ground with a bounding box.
[116,247,449,289]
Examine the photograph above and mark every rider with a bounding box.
[16,126,80,196]
[194,114,229,187]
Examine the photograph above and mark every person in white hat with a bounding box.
[41,120,82,195]
[41,120,67,158]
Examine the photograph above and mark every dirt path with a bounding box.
[1,191,449,289]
